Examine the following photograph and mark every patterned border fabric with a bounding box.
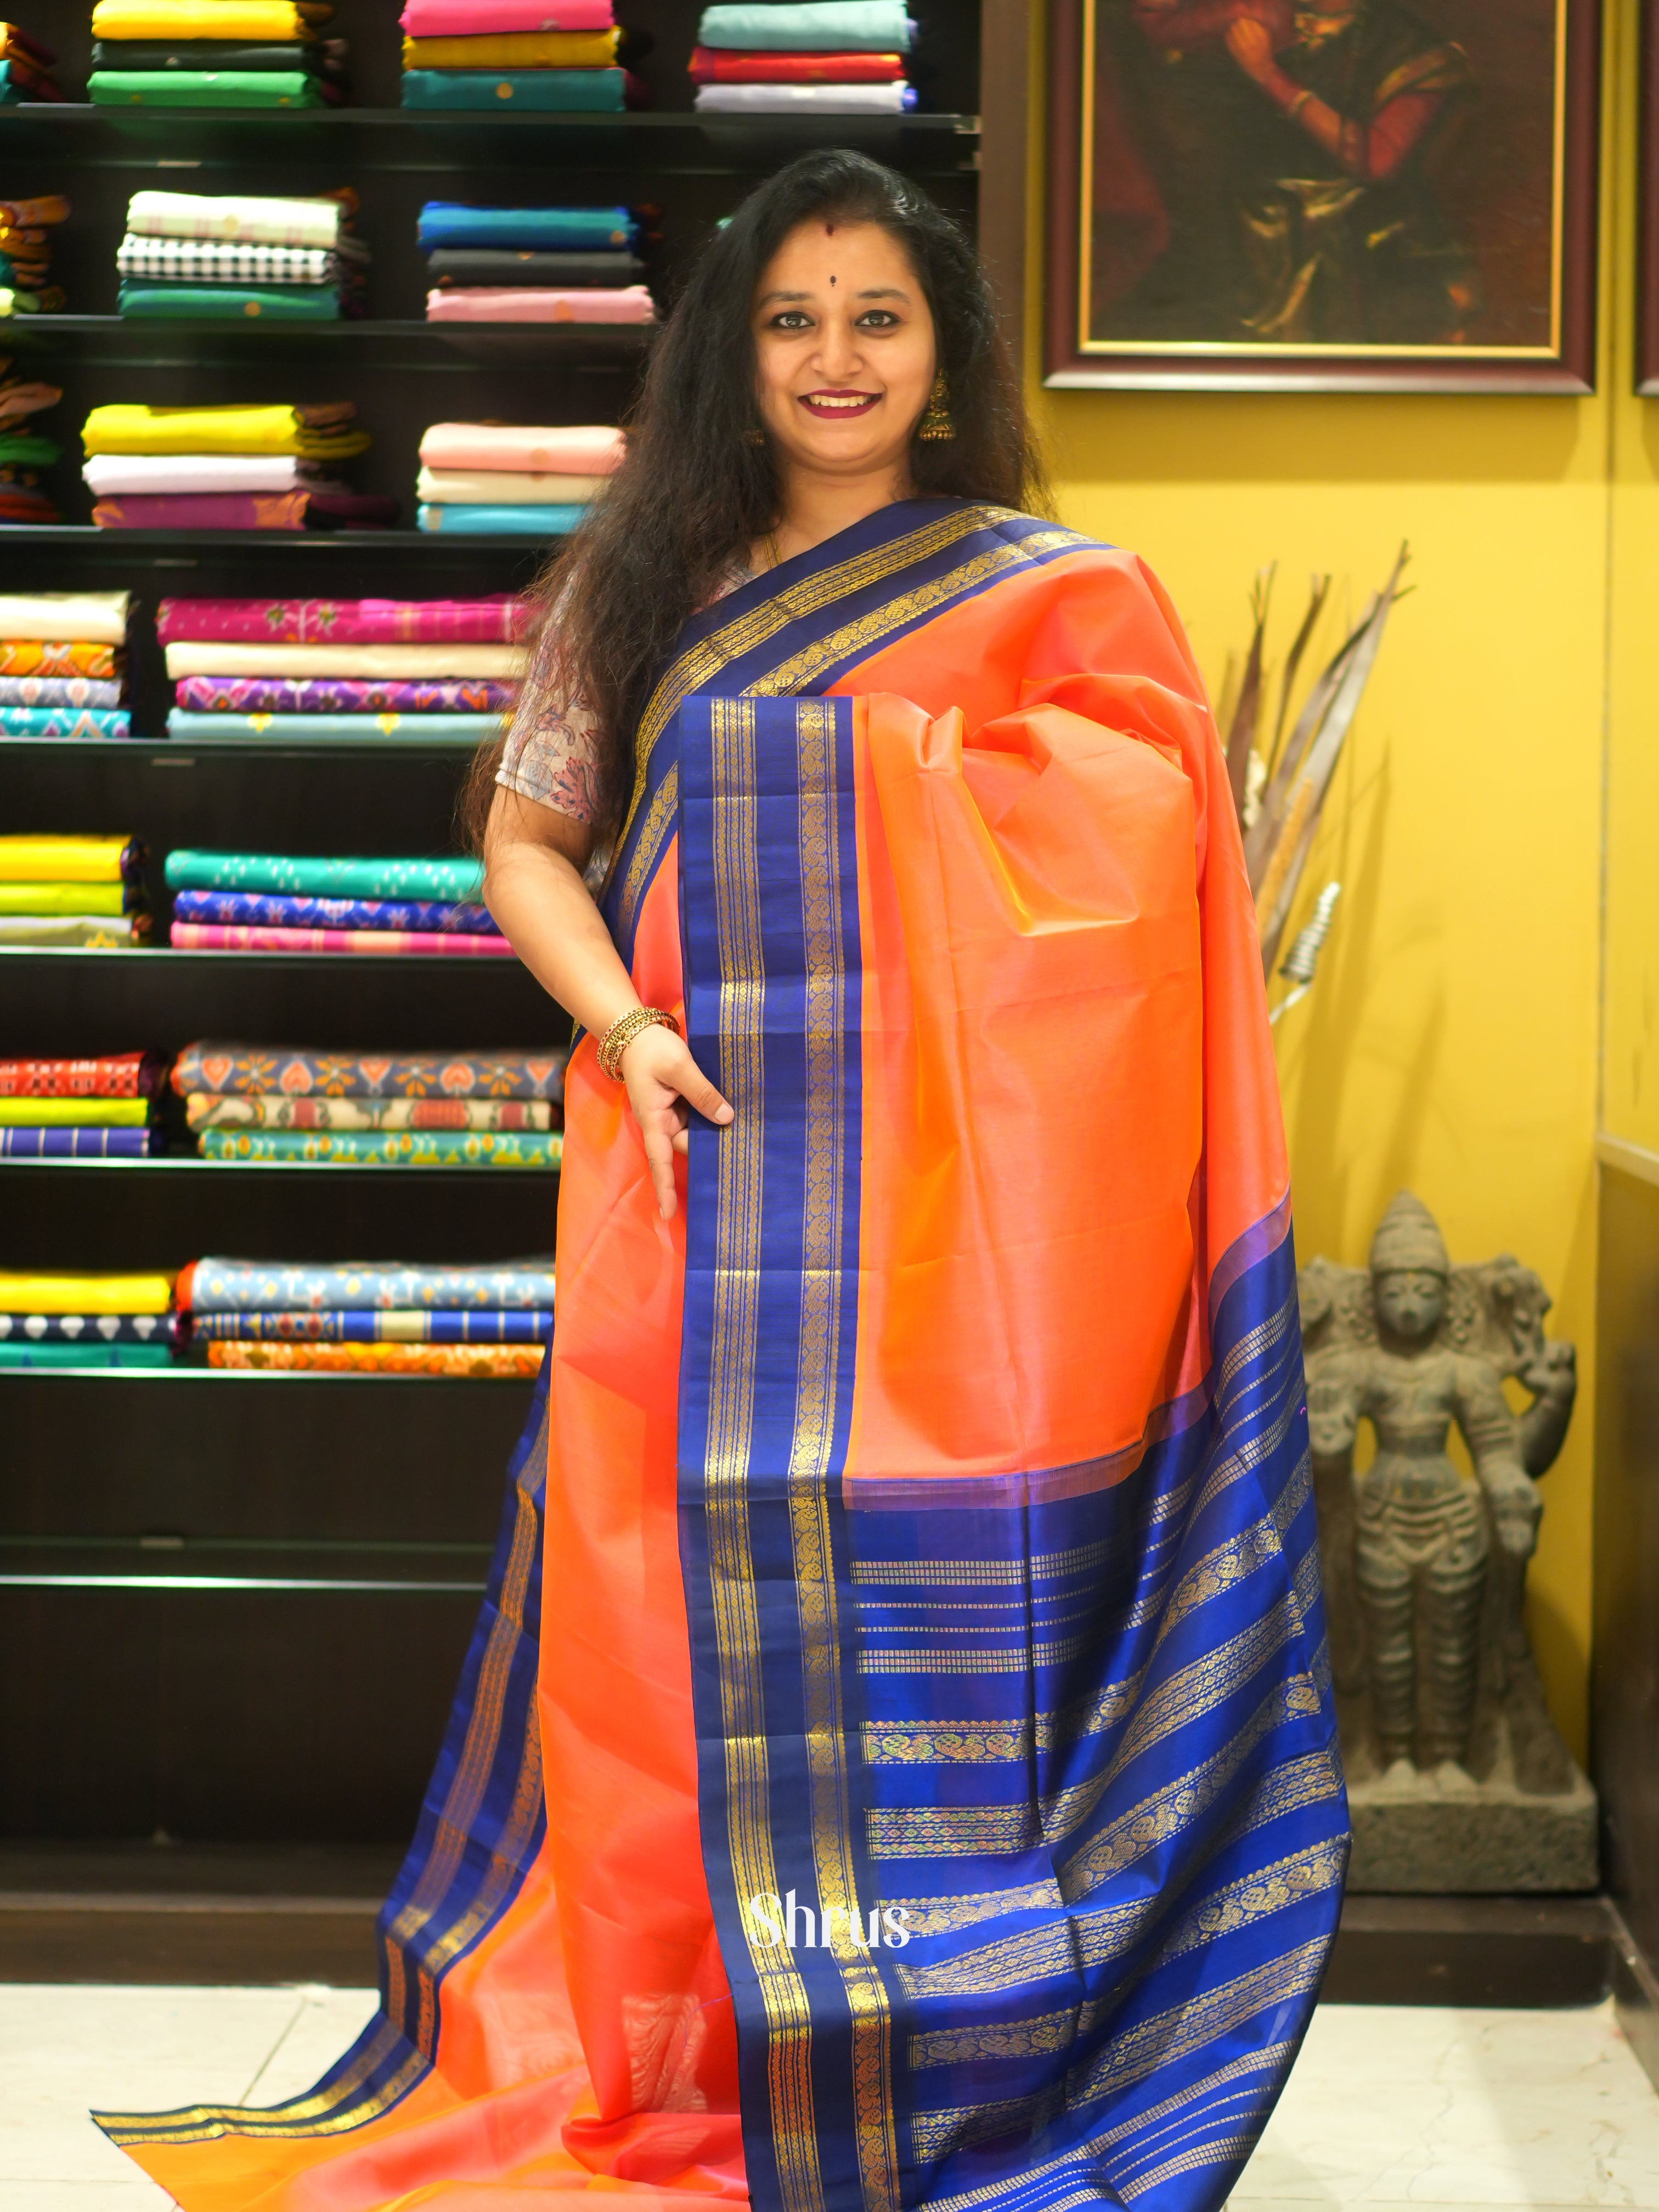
[207,1339,544,1376]
[189,1308,551,1341]
[184,1093,553,1131]
[0,1310,178,1342]
[0,1051,166,1097]
[156,595,530,644]
[173,676,517,713]
[198,1128,561,1167]
[179,1258,557,1311]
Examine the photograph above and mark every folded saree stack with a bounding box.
[88,0,346,106]
[0,832,149,945]
[115,188,368,323]
[400,0,631,111]
[82,399,391,531]
[180,1252,556,1375]
[417,200,653,327]
[0,1048,170,1156]
[0,595,131,734]
[174,1040,565,1171]
[164,849,529,977]
[161,594,526,737]
[0,21,64,101]
[0,1269,177,1367]
[0,193,69,320]
[692,0,916,111]
[0,359,64,522]
[417,418,622,534]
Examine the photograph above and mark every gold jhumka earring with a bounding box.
[916,374,953,441]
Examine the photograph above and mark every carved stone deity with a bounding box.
[1300,1193,1596,1891]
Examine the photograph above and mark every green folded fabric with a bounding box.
[0,434,62,466]
[400,66,623,109]
[165,850,484,901]
[88,69,327,105]
[199,1128,562,1167]
[0,1340,173,1368]
[696,0,912,49]
[119,284,342,320]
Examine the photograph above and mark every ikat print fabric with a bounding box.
[0,1051,166,1095]
[0,707,130,736]
[190,1306,550,1339]
[172,922,515,955]
[172,1043,566,1099]
[0,676,123,708]
[172,676,517,713]
[157,596,531,644]
[172,888,500,932]
[163,850,482,900]
[0,1310,176,1342]
[206,1340,542,1375]
[183,1093,554,1130]
[198,1127,561,1164]
[166,712,497,741]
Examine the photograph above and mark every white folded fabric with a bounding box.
[0,592,131,643]
[126,190,344,251]
[83,455,323,495]
[163,642,524,679]
[416,466,604,505]
[693,81,910,111]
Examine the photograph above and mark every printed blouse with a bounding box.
[497,566,750,826]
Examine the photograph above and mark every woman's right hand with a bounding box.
[619,1023,733,1221]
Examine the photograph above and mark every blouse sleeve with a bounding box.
[496,591,604,826]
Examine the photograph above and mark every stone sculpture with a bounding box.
[1300,1193,1595,1890]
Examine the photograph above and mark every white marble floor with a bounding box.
[3,1989,1657,2209]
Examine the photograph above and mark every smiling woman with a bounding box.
[100,151,1348,2212]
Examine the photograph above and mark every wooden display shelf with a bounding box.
[1,317,654,368]
[0,104,980,171]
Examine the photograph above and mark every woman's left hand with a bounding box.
[1226,17,1277,77]
[619,1022,733,1221]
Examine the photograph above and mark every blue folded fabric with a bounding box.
[173,887,501,934]
[418,203,634,252]
[0,708,132,738]
[417,503,585,535]
[167,712,500,742]
[695,0,913,49]
[191,1308,553,1342]
[0,1127,156,1158]
[400,67,625,109]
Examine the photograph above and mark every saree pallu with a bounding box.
[172,1041,566,1100]
[158,594,529,645]
[173,675,517,713]
[173,921,515,957]
[207,1339,541,1377]
[190,1306,551,1340]
[185,1094,554,1132]
[0,1049,166,1096]
[0,1125,157,1155]
[172,889,498,933]
[178,1256,557,1310]
[198,1128,560,1166]
[106,500,1343,2212]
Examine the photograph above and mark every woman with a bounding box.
[101,151,1346,2212]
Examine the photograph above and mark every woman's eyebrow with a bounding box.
[755,288,815,307]
[855,286,910,299]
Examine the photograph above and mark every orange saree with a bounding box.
[102,499,1345,2212]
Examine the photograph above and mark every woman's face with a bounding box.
[751,218,938,483]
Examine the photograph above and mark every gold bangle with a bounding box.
[1286,87,1313,119]
[597,1005,680,1081]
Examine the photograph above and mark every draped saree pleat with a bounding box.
[100,498,1346,2212]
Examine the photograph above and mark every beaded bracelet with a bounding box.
[597,1005,680,1081]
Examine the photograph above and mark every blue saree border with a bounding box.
[94,1351,553,2151]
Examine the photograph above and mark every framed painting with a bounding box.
[1046,0,1602,392]
[1639,0,1659,391]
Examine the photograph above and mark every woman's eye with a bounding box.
[857,311,901,329]
[771,311,813,331]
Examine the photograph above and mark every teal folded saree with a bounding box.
[119,284,342,319]
[88,70,328,105]
[400,66,623,109]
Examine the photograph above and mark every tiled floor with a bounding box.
[3,1988,1657,2209]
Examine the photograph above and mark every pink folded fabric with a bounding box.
[425,285,654,325]
[157,596,532,645]
[402,0,613,27]
[418,422,624,474]
[172,922,520,956]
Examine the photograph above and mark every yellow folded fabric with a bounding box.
[0,881,128,916]
[91,0,328,35]
[0,1098,148,1127]
[402,27,618,66]
[0,1271,174,1314]
[0,834,132,883]
[82,404,369,459]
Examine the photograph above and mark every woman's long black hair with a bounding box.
[461,148,1047,849]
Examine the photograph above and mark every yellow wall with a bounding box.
[1018,2,1659,1762]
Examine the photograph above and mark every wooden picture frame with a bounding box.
[1638,0,1659,390]
[1046,0,1601,393]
